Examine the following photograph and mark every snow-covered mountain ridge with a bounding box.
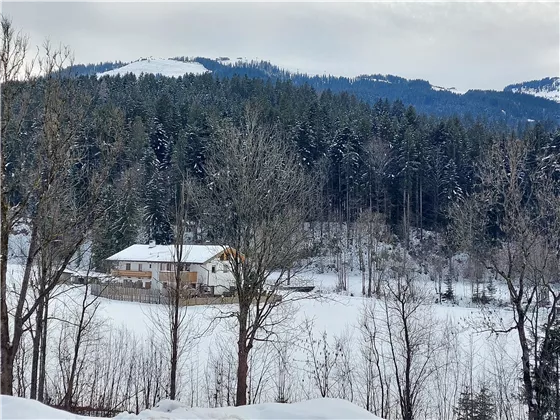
[98,58,208,78]
[91,57,559,124]
[504,77,560,103]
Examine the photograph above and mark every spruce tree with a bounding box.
[442,275,455,302]
[455,385,495,420]
[455,387,475,420]
[142,149,173,245]
[473,386,495,420]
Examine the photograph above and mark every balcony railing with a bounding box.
[159,271,197,284]
[111,269,152,279]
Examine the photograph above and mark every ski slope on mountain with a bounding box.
[1,395,383,419]
[98,58,208,78]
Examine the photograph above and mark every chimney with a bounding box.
[148,240,156,248]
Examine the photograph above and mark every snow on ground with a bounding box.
[98,59,208,78]
[1,396,383,419]
[1,396,94,420]
[4,233,525,417]
[119,397,383,419]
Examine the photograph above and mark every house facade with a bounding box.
[106,242,236,295]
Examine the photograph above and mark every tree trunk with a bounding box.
[516,311,538,420]
[30,297,44,399]
[236,305,250,406]
[1,349,13,395]
[38,296,49,402]
[170,284,180,400]
[1,201,11,395]
[367,248,373,298]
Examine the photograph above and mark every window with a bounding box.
[125,263,131,271]
[138,264,143,272]
[211,265,216,274]
[223,264,229,273]
[149,264,152,268]
[167,263,172,271]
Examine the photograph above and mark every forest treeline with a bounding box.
[4,68,559,268]
[72,57,560,126]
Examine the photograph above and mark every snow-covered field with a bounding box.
[9,264,523,414]
[1,395,382,420]
[98,58,208,78]
[4,233,529,419]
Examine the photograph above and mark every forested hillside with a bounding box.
[70,58,560,127]
[5,69,559,268]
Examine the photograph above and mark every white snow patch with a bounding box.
[431,85,465,95]
[1,396,93,419]
[98,59,208,78]
[511,87,560,102]
[509,78,560,103]
[1,396,383,420]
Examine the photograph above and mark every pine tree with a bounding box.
[473,386,495,420]
[455,385,495,420]
[442,274,455,303]
[150,117,171,168]
[455,387,476,420]
[142,149,173,245]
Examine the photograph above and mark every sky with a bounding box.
[2,1,559,91]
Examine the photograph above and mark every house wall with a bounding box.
[113,260,158,289]
[111,257,235,294]
[200,258,236,294]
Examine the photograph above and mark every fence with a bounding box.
[90,283,282,307]
[48,405,121,418]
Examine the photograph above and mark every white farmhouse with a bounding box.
[106,242,236,295]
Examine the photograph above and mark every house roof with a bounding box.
[106,244,227,264]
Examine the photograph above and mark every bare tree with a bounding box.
[58,280,104,408]
[356,211,392,297]
[359,302,392,418]
[0,16,33,396]
[196,110,316,405]
[146,176,212,401]
[451,137,560,420]
[169,179,190,400]
[1,30,123,394]
[301,319,340,399]
[383,252,440,420]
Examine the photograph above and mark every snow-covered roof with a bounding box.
[106,244,226,264]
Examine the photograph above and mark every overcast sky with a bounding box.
[3,1,559,91]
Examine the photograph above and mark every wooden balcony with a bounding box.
[111,269,152,279]
[159,271,197,284]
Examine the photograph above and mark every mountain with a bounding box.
[175,57,560,126]
[503,77,560,103]
[98,57,208,77]
[83,57,559,126]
